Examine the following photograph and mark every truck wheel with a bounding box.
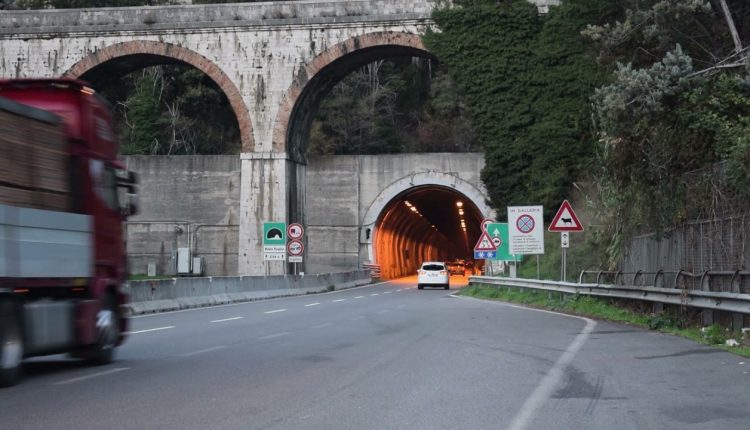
[84,294,119,365]
[0,300,23,387]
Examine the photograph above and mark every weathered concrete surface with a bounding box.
[124,269,371,315]
[123,155,240,276]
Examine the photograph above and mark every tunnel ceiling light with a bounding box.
[456,201,463,208]
[405,201,412,207]
[410,206,417,212]
[458,209,464,215]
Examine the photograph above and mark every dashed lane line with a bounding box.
[126,326,175,335]
[305,303,321,307]
[53,368,130,385]
[332,299,346,302]
[210,317,243,323]
[181,345,228,357]
[264,309,287,314]
[259,332,290,340]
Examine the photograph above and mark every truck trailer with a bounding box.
[0,79,137,387]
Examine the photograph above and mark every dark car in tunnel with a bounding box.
[446,261,466,276]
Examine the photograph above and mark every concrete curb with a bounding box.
[123,270,370,315]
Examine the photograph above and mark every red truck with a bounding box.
[0,79,137,386]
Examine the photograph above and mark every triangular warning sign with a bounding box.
[549,200,584,232]
[474,229,497,252]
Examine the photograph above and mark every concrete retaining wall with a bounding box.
[124,269,371,315]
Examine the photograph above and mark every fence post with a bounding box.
[652,270,664,313]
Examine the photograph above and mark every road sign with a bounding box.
[561,232,570,248]
[474,230,497,252]
[288,223,304,240]
[481,218,496,233]
[474,250,497,259]
[508,206,545,255]
[487,223,518,262]
[549,200,584,232]
[263,222,286,260]
[287,239,304,263]
[287,239,304,256]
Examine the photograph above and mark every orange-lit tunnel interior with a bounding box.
[374,186,483,279]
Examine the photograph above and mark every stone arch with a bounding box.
[64,40,254,152]
[272,31,432,161]
[361,172,496,268]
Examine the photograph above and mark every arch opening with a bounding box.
[374,186,484,280]
[274,32,437,163]
[64,41,252,153]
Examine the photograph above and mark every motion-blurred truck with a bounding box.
[0,79,137,386]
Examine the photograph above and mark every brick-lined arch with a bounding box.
[272,31,429,155]
[64,40,254,152]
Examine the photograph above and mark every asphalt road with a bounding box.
[1,276,749,430]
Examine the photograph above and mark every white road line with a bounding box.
[210,317,243,323]
[506,318,595,430]
[259,332,289,340]
[354,296,365,299]
[311,322,333,329]
[370,293,379,296]
[181,345,228,357]
[126,326,175,334]
[305,303,321,307]
[396,289,402,292]
[53,368,129,385]
[332,299,346,302]
[264,309,287,314]
[384,292,392,294]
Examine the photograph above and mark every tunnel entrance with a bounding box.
[374,186,483,279]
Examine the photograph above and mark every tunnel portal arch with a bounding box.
[361,172,495,279]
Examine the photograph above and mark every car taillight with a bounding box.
[440,270,447,275]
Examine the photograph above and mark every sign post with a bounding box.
[286,223,305,273]
[549,200,583,281]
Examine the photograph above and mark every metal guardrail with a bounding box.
[578,270,750,293]
[362,263,381,279]
[469,276,750,315]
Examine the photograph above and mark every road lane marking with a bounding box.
[370,293,379,296]
[384,292,392,294]
[259,332,289,340]
[354,296,365,299]
[332,299,346,302]
[53,368,129,385]
[126,326,175,334]
[181,345,228,357]
[311,322,333,329]
[264,309,287,314]
[396,289,402,292]
[305,303,321,307]
[210,317,243,323]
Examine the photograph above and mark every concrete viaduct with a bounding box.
[0,0,554,277]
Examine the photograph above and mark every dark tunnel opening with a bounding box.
[374,186,483,279]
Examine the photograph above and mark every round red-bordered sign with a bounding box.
[287,239,304,256]
[288,223,304,240]
[516,214,535,234]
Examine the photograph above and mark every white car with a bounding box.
[417,262,450,290]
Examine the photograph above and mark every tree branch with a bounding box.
[717,0,743,53]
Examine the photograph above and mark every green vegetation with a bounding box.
[309,58,477,155]
[98,65,241,155]
[461,284,750,357]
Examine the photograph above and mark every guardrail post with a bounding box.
[700,271,714,326]
[652,270,664,313]
[731,270,743,331]
[633,270,643,286]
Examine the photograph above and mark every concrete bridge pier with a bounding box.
[238,152,305,276]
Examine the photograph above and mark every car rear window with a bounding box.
[422,264,445,271]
